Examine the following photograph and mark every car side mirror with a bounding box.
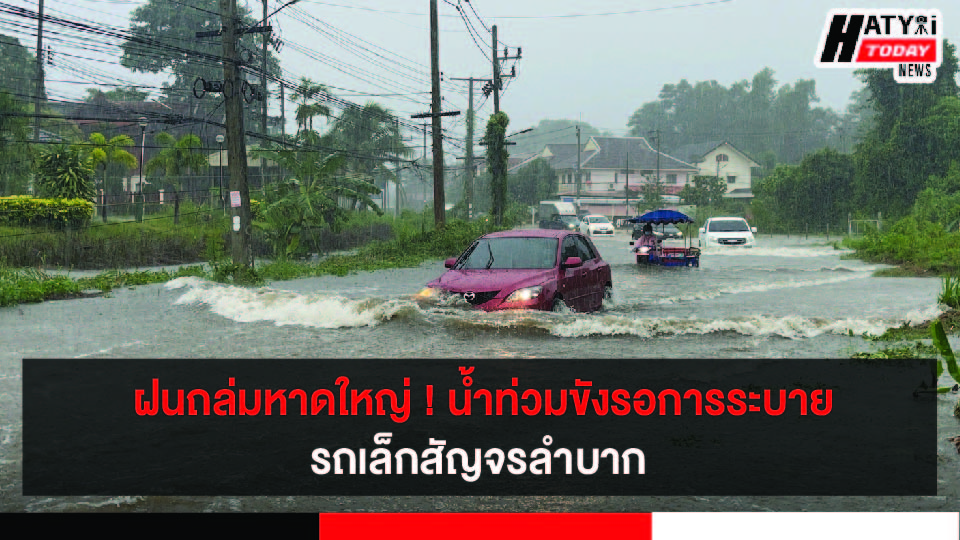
[699,227,705,234]
[444,257,457,268]
[562,256,583,268]
[751,227,758,233]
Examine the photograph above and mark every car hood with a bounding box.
[587,222,613,228]
[428,268,555,293]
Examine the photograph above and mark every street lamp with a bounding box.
[216,134,225,214]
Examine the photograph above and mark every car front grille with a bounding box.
[719,238,746,245]
[461,291,500,305]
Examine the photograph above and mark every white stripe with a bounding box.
[653,512,959,540]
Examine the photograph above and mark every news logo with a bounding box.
[815,9,943,83]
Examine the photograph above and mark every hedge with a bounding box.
[0,196,95,229]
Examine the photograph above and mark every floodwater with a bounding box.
[1,232,959,512]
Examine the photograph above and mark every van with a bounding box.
[538,201,579,230]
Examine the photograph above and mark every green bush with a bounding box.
[0,196,95,229]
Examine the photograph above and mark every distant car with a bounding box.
[578,214,615,236]
[539,215,580,231]
[632,223,683,241]
[420,229,613,313]
[700,216,757,247]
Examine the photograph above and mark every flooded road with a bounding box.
[2,232,958,512]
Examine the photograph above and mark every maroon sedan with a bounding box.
[419,229,613,312]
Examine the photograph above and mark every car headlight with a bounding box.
[505,286,543,303]
[417,287,439,298]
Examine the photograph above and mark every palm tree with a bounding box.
[85,132,137,222]
[293,77,331,134]
[145,132,208,224]
[325,102,413,210]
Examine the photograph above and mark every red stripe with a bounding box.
[319,513,652,540]
[855,38,938,63]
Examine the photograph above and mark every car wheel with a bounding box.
[552,296,566,312]
[601,286,613,309]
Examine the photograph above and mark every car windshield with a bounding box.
[588,216,610,224]
[455,237,559,270]
[708,220,749,232]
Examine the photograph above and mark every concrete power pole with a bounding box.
[31,0,45,194]
[260,0,269,186]
[449,76,489,221]
[220,0,253,267]
[395,117,401,218]
[492,26,500,114]
[33,0,44,143]
[575,124,581,202]
[429,0,444,227]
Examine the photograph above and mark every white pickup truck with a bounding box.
[699,216,757,247]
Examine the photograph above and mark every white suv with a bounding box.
[699,217,757,247]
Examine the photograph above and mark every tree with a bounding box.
[679,175,727,208]
[638,182,665,212]
[119,0,280,117]
[0,34,40,101]
[509,119,611,156]
[34,145,96,201]
[84,133,138,221]
[509,157,557,205]
[852,41,960,219]
[293,78,331,134]
[324,102,412,209]
[485,112,510,225]
[145,133,208,224]
[0,91,31,195]
[84,87,150,103]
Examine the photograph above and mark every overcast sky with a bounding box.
[4,0,959,150]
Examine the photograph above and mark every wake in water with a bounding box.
[163,277,944,341]
[700,245,853,258]
[165,277,423,329]
[654,271,874,304]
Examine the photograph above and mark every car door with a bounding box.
[557,235,585,309]
[573,234,602,309]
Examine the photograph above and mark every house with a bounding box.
[670,140,761,199]
[509,136,699,218]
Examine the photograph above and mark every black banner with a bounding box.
[23,358,937,496]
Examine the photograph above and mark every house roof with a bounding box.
[580,137,697,171]
[672,140,724,164]
[673,140,761,167]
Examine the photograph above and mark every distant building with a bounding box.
[510,136,699,217]
[671,140,760,199]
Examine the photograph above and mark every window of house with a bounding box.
[666,174,677,185]
[716,154,729,162]
[609,184,615,191]
[727,175,736,184]
[614,172,619,183]
[586,172,591,183]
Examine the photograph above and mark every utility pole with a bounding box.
[450,76,491,220]
[220,0,252,268]
[575,124,581,201]
[429,0,443,227]
[33,0,45,141]
[280,83,285,139]
[625,152,630,216]
[490,26,521,115]
[395,117,401,218]
[260,0,269,187]
[409,0,459,228]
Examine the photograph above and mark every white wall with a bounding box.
[696,145,757,193]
